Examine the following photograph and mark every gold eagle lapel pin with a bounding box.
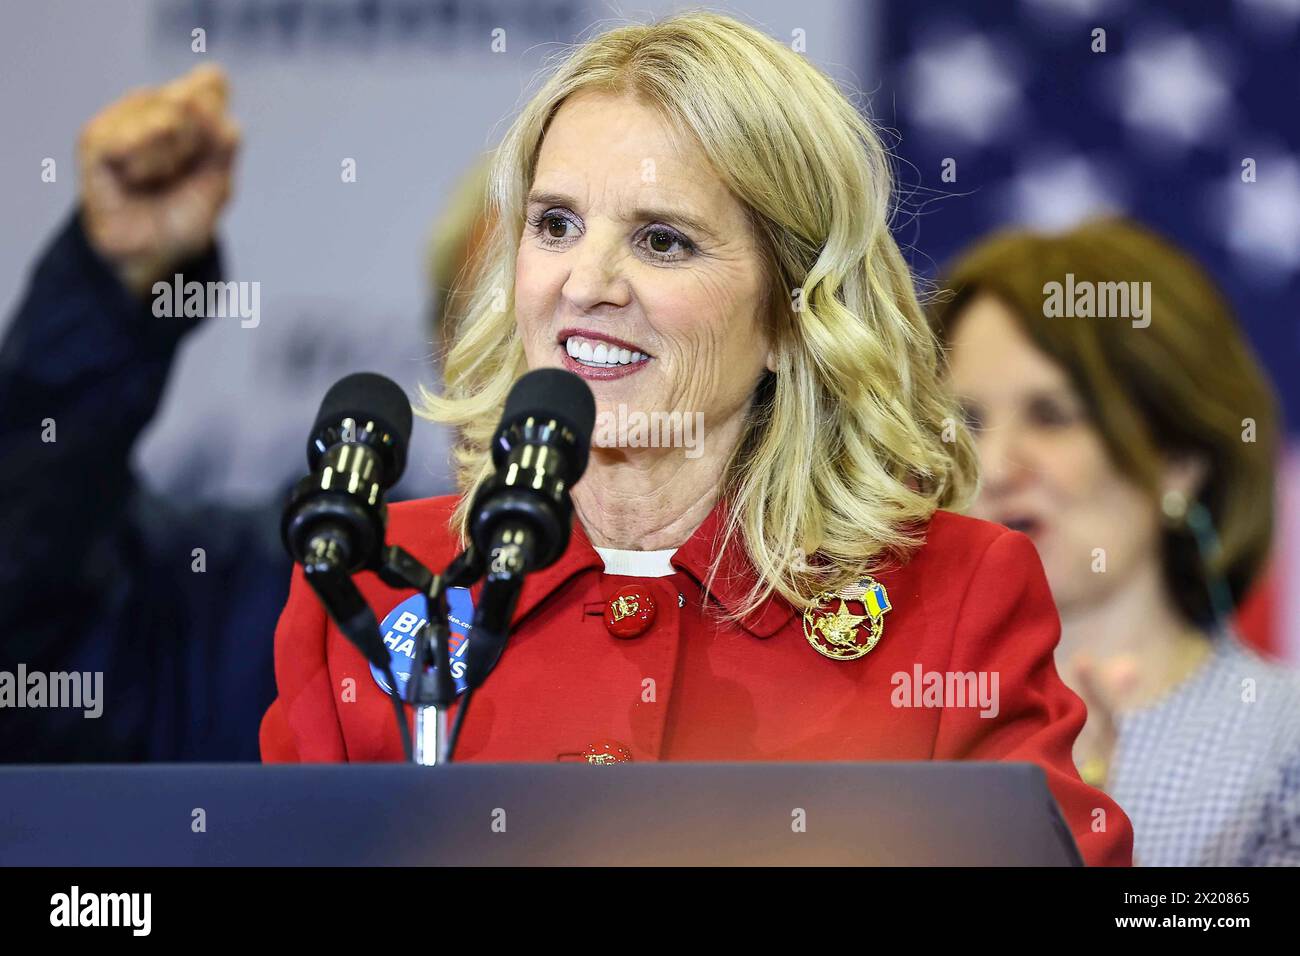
[803,576,892,661]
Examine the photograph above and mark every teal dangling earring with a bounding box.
[1162,490,1235,628]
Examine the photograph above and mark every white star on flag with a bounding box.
[1209,152,1300,280]
[902,33,1023,145]
[1003,152,1128,231]
[1114,33,1234,146]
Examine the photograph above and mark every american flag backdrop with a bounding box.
[870,0,1300,662]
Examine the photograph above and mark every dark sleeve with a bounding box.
[0,211,286,762]
[0,209,213,612]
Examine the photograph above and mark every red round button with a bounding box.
[604,584,658,639]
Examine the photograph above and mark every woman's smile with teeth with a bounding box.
[564,334,650,367]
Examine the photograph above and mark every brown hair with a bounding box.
[932,216,1278,626]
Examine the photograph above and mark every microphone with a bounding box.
[280,372,417,761]
[464,368,596,686]
[281,372,413,575]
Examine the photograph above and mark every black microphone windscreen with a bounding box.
[312,371,414,451]
[503,368,597,442]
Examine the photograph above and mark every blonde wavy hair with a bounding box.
[419,10,977,617]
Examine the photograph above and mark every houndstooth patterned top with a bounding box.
[1107,634,1300,866]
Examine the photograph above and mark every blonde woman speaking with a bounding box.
[261,11,1133,867]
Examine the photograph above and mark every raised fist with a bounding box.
[78,64,240,297]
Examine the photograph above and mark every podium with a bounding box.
[0,762,1082,865]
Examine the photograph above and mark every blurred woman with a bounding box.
[936,217,1300,864]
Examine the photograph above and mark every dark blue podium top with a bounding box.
[0,761,1082,866]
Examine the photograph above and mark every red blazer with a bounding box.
[261,495,1134,866]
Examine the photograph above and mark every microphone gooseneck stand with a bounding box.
[302,537,498,765]
[380,546,482,765]
[298,532,416,762]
